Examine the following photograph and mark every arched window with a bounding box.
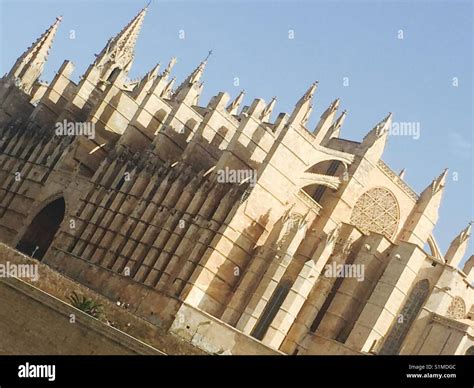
[379,279,430,355]
[251,281,291,341]
[107,67,122,83]
[350,187,400,239]
[313,161,342,202]
[466,346,474,355]
[115,175,127,191]
[303,160,343,203]
[16,197,66,261]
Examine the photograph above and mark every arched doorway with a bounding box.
[16,197,65,261]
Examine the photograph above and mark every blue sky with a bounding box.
[0,0,472,264]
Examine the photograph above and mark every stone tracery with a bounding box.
[446,296,466,320]
[350,187,399,239]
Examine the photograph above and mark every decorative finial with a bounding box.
[304,81,318,101]
[261,96,277,121]
[226,90,245,114]
[399,168,406,180]
[431,168,448,194]
[163,57,177,76]
[205,49,213,61]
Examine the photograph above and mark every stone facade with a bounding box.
[0,6,472,355]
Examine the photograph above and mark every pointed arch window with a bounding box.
[251,281,291,341]
[379,279,430,355]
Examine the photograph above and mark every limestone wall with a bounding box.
[298,333,364,355]
[0,276,162,355]
[170,303,281,355]
[0,243,205,355]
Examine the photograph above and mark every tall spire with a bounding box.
[146,57,176,99]
[175,50,211,96]
[289,82,318,125]
[463,255,474,281]
[415,168,448,213]
[94,5,148,80]
[445,223,471,267]
[132,62,160,101]
[301,104,313,126]
[161,77,176,98]
[190,50,212,84]
[146,62,161,81]
[401,168,448,245]
[359,112,392,162]
[327,109,347,140]
[261,97,277,122]
[314,98,339,143]
[421,168,448,198]
[226,90,245,115]
[298,82,318,104]
[399,168,406,180]
[174,51,212,104]
[7,16,62,93]
[362,112,392,144]
[162,57,177,79]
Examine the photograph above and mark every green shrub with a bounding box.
[68,291,105,319]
